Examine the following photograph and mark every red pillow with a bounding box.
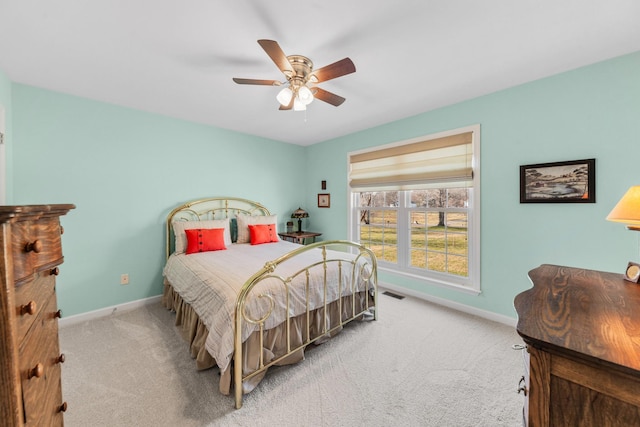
[185,228,227,254]
[248,224,279,245]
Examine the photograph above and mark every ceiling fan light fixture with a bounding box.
[293,97,306,111]
[276,87,293,106]
[298,86,314,105]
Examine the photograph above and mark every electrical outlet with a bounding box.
[120,274,129,285]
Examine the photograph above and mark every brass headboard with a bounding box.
[165,197,271,259]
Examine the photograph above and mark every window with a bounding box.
[349,125,480,293]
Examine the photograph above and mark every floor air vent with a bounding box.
[382,291,405,300]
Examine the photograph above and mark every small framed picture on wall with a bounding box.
[318,193,330,208]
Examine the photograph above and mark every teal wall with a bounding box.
[10,85,306,316]
[5,51,640,320]
[306,51,640,318]
[0,68,11,202]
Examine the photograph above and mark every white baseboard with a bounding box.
[59,285,517,329]
[378,282,517,327]
[58,295,163,328]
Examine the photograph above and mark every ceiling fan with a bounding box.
[232,39,356,111]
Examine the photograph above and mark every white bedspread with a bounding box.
[163,241,370,372]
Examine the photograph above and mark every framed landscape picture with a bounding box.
[520,158,595,203]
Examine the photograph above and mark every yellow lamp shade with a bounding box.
[606,186,640,227]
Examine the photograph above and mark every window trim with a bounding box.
[347,124,481,294]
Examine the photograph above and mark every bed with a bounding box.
[162,197,378,408]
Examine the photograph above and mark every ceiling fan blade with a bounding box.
[232,78,281,86]
[257,39,294,76]
[312,58,356,83]
[312,87,346,106]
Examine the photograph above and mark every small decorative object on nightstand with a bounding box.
[624,261,640,283]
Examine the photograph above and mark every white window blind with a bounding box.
[349,131,473,191]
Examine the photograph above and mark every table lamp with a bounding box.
[291,207,309,233]
[606,185,640,282]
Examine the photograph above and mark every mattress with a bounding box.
[163,240,371,373]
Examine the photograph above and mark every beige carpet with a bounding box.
[59,293,524,426]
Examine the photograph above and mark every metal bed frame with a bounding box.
[165,197,378,408]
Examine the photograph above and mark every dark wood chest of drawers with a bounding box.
[0,204,74,426]
[515,264,640,427]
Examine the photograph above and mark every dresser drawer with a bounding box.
[19,293,65,426]
[32,360,64,427]
[12,217,64,285]
[14,271,58,342]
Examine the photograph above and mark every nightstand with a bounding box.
[278,231,322,245]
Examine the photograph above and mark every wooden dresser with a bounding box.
[514,264,640,427]
[0,204,75,426]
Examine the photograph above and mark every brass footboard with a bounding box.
[233,240,377,409]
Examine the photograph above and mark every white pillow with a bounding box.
[236,214,279,244]
[173,220,231,254]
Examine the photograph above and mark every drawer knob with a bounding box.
[51,267,60,276]
[60,226,65,235]
[54,309,63,319]
[58,402,68,413]
[21,300,37,316]
[29,363,43,379]
[25,239,43,253]
[56,353,66,364]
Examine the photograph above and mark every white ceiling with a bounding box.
[1,1,639,146]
